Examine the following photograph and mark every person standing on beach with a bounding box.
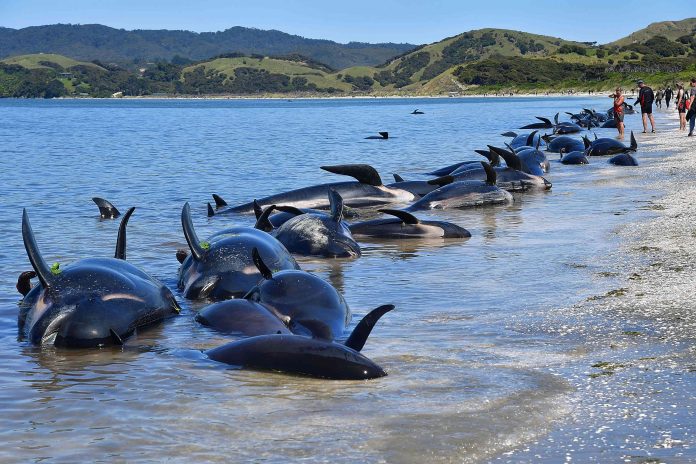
[655,88,663,108]
[634,80,656,133]
[610,87,625,138]
[687,78,695,137]
[665,86,673,108]
[676,83,687,131]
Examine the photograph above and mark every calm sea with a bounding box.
[0,97,691,463]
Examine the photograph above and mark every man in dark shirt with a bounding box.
[635,80,656,133]
[665,87,673,108]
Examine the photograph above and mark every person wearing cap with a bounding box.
[634,80,656,133]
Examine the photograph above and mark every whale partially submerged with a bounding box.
[585,132,638,156]
[211,164,415,214]
[18,207,180,347]
[349,209,471,239]
[205,304,394,380]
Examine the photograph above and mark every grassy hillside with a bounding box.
[0,24,416,70]
[610,18,696,46]
[2,19,695,98]
[2,53,104,70]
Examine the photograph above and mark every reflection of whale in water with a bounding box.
[365,131,389,139]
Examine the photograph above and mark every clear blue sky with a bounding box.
[0,0,690,45]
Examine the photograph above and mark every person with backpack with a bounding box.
[676,83,688,131]
[634,80,656,133]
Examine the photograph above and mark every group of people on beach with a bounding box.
[610,78,696,138]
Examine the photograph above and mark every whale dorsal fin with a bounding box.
[92,197,120,219]
[253,200,263,219]
[536,116,552,126]
[554,113,559,125]
[293,319,333,340]
[427,175,454,187]
[488,145,522,171]
[21,209,53,289]
[629,131,637,151]
[207,203,215,217]
[320,164,382,186]
[481,161,496,185]
[582,136,591,149]
[212,194,227,208]
[275,205,305,216]
[378,131,389,139]
[379,209,419,225]
[475,149,500,167]
[181,203,205,262]
[526,130,538,147]
[251,247,273,280]
[344,304,394,351]
[114,207,135,260]
[393,173,405,182]
[328,189,344,223]
[254,205,276,232]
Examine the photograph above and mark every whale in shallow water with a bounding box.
[211,164,415,214]
[585,131,637,156]
[177,203,299,300]
[256,190,362,258]
[608,153,639,166]
[244,248,351,340]
[195,299,291,337]
[424,150,500,177]
[405,162,514,210]
[205,304,394,379]
[349,209,471,239]
[18,207,179,348]
[543,135,585,154]
[365,131,389,139]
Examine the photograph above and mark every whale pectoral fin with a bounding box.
[393,173,405,182]
[275,205,305,216]
[212,194,228,208]
[292,319,334,340]
[110,329,124,346]
[251,247,273,280]
[427,175,454,187]
[181,203,205,262]
[114,207,135,260]
[254,205,276,232]
[92,197,121,219]
[16,270,36,296]
[344,304,395,352]
[379,209,419,225]
[176,249,189,264]
[328,189,344,223]
[207,203,215,217]
[320,164,383,186]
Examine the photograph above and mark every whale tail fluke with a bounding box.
[344,304,394,352]
[92,197,120,219]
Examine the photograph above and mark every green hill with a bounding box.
[2,19,695,98]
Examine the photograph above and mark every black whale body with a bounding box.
[18,208,179,348]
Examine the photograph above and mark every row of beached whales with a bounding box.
[16,105,639,380]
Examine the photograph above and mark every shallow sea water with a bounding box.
[0,97,691,463]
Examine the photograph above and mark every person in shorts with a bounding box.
[634,80,656,133]
[610,87,625,138]
[676,83,687,131]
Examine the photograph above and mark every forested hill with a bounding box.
[0,24,416,70]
